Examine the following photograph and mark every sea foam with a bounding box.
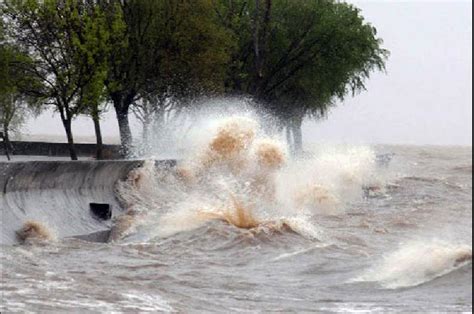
[114,115,381,242]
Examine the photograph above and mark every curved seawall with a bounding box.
[0,160,147,245]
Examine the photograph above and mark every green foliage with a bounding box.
[152,0,232,99]
[101,0,231,103]
[3,0,80,116]
[0,16,42,141]
[70,2,113,119]
[1,0,389,154]
[1,0,120,159]
[96,0,233,151]
[217,0,389,121]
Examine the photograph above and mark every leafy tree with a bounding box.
[97,0,158,156]
[1,14,15,160]
[216,0,389,153]
[3,0,120,160]
[2,0,89,160]
[71,2,114,160]
[101,0,231,156]
[2,0,388,158]
[0,17,41,160]
[0,93,34,161]
[130,0,232,151]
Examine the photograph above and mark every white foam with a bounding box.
[353,240,472,289]
[120,292,174,312]
[116,115,381,242]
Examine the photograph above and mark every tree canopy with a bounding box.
[0,15,42,159]
[216,0,389,151]
[100,0,233,154]
[0,0,388,158]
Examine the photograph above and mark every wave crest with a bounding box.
[354,240,472,289]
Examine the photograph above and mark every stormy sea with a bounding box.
[0,116,472,313]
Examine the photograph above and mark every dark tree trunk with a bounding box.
[62,119,78,161]
[4,144,10,161]
[141,99,152,146]
[252,0,262,96]
[254,0,261,69]
[93,115,104,160]
[142,117,153,156]
[291,116,303,155]
[115,106,133,157]
[293,124,303,154]
[286,124,294,154]
[3,127,11,161]
[113,94,134,158]
[252,0,272,97]
[142,123,150,145]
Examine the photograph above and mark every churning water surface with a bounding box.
[0,117,472,313]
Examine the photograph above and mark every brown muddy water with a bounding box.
[0,122,472,313]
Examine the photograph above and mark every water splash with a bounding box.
[115,115,381,242]
[16,221,56,244]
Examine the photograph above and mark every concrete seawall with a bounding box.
[0,160,146,245]
[0,141,121,158]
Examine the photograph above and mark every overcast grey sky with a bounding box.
[24,0,472,146]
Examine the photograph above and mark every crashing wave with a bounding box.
[353,240,472,289]
[114,116,382,242]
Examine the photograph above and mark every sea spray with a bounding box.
[16,221,56,244]
[114,116,381,242]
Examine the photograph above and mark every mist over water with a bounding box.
[1,108,472,312]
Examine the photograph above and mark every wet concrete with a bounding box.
[0,141,121,158]
[0,160,144,245]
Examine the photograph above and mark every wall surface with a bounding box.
[0,160,144,245]
[0,141,121,159]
